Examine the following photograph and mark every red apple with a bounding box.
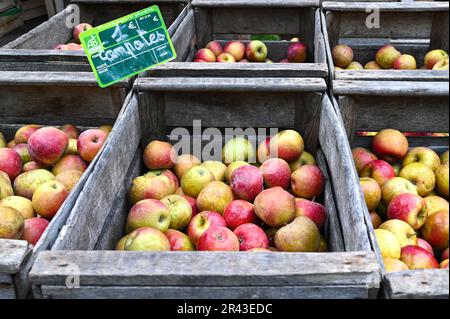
[194,48,216,62]
[442,247,449,261]
[143,140,177,170]
[14,124,41,144]
[441,259,449,268]
[424,49,449,69]
[187,211,226,246]
[52,155,87,176]
[165,229,195,251]
[233,223,269,251]
[269,130,304,162]
[12,143,31,164]
[197,226,240,251]
[223,200,255,230]
[224,41,246,61]
[180,195,198,217]
[32,180,69,220]
[206,41,223,56]
[230,165,264,202]
[22,161,43,172]
[287,42,307,63]
[77,129,107,163]
[0,148,22,181]
[254,186,295,227]
[417,238,434,256]
[28,127,68,166]
[20,217,49,245]
[291,165,325,199]
[126,199,171,233]
[360,160,396,186]
[421,210,449,251]
[60,124,79,139]
[352,147,378,175]
[216,53,236,63]
[372,129,409,163]
[260,158,291,189]
[245,40,268,62]
[400,245,439,270]
[73,23,93,43]
[387,193,427,230]
[294,198,327,231]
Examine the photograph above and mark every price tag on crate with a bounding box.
[80,5,176,88]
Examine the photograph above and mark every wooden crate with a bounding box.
[28,77,381,299]
[331,79,449,299]
[0,4,24,39]
[0,64,131,299]
[147,0,328,78]
[20,0,47,21]
[322,1,449,82]
[0,0,190,68]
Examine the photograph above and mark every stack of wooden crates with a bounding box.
[0,0,23,38]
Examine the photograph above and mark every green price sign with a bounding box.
[80,5,177,88]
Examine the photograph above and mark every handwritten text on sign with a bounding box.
[80,6,176,88]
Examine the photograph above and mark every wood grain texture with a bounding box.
[0,240,30,274]
[0,274,15,299]
[335,70,449,81]
[322,1,449,11]
[192,0,320,7]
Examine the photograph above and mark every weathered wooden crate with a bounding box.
[331,79,449,299]
[322,1,449,82]
[147,0,328,78]
[0,0,190,70]
[0,64,131,299]
[29,77,381,299]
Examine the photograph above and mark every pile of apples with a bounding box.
[0,124,110,245]
[194,38,308,63]
[352,129,449,272]
[54,23,93,51]
[116,130,329,253]
[333,44,449,70]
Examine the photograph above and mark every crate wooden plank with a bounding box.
[335,70,449,81]
[172,6,195,62]
[0,240,30,274]
[0,274,15,299]
[192,0,320,7]
[322,1,449,11]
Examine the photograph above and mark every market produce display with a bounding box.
[333,44,449,71]
[0,124,109,244]
[353,129,449,272]
[116,130,330,253]
[54,23,93,51]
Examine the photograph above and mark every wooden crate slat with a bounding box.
[192,0,320,7]
[322,1,449,12]
[335,70,449,81]
[0,240,30,274]
[0,274,15,299]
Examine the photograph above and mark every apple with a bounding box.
[275,216,321,252]
[435,164,449,198]
[433,58,449,70]
[442,247,449,261]
[269,130,304,162]
[201,161,227,182]
[65,139,78,155]
[332,44,353,68]
[370,211,383,229]
[0,171,13,200]
[352,147,378,175]
[0,195,35,219]
[32,180,68,220]
[206,41,223,56]
[248,248,271,252]
[441,259,449,268]
[318,235,328,252]
[196,181,234,215]
[20,217,49,245]
[124,227,170,251]
[197,226,240,251]
[73,23,93,43]
[180,195,198,217]
[28,127,68,166]
[130,172,176,204]
[181,166,215,198]
[223,200,255,230]
[260,158,291,189]
[13,143,31,164]
[245,40,268,62]
[142,140,176,170]
[161,195,192,231]
[14,124,41,144]
[77,129,107,163]
[115,235,128,250]
[417,238,434,256]
[222,137,255,164]
[289,151,316,172]
[393,54,417,70]
[400,245,439,270]
[400,163,436,196]
[392,163,401,177]
[346,62,363,70]
[375,45,401,69]
[257,137,271,164]
[216,53,236,63]
[188,210,226,246]
[165,229,195,251]
[56,170,83,192]
[360,160,396,186]
[287,42,307,63]
[372,129,408,163]
[0,147,22,181]
[294,198,327,230]
[234,223,269,251]
[13,169,55,199]
[291,165,325,199]
[0,206,24,239]
[126,199,171,233]
[403,147,441,172]
[364,61,382,70]
[224,41,246,61]
[421,210,449,251]
[60,124,79,139]
[381,177,418,205]
[173,154,201,180]
[0,133,5,148]
[52,155,87,176]
[360,177,382,211]
[254,186,295,227]
[230,165,263,202]
[225,161,249,183]
[383,258,409,273]
[194,59,206,62]
[379,219,417,247]
[441,151,449,165]
[424,49,449,69]
[98,125,112,136]
[424,196,449,216]
[374,229,401,259]
[387,193,427,230]
[195,48,216,62]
